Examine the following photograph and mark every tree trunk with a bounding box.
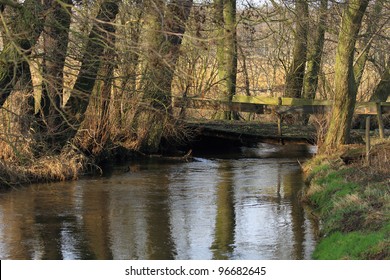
[322,0,370,152]
[284,0,309,98]
[370,57,390,102]
[61,0,120,146]
[116,0,143,128]
[18,62,35,136]
[303,0,327,99]
[353,0,384,88]
[0,0,44,107]
[38,0,72,150]
[132,0,193,153]
[0,44,33,107]
[93,23,117,155]
[214,0,238,120]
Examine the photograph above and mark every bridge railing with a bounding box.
[173,96,389,139]
[173,95,390,115]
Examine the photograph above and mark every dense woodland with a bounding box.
[0,0,389,184]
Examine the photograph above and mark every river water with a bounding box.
[0,143,318,260]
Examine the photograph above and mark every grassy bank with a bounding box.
[303,141,390,259]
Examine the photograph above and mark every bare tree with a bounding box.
[214,0,238,119]
[62,0,120,147]
[303,0,328,99]
[38,0,73,150]
[0,0,44,107]
[322,0,370,152]
[284,0,309,98]
[371,56,390,102]
[131,0,194,153]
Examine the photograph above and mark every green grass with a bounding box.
[304,152,390,259]
[309,168,360,215]
[313,230,389,260]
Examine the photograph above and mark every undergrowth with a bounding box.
[0,146,90,188]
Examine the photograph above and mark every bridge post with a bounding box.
[376,102,385,139]
[277,97,284,144]
[365,116,371,165]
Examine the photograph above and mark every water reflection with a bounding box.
[0,145,318,259]
[145,172,176,259]
[82,186,113,259]
[211,161,236,259]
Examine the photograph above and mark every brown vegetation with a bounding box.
[0,148,88,188]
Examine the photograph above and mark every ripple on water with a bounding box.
[0,149,318,260]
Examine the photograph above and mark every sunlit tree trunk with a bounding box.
[132,0,193,153]
[303,0,327,99]
[284,0,309,98]
[214,0,237,120]
[322,0,370,152]
[116,0,143,128]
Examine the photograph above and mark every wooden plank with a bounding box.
[174,96,390,116]
[173,97,264,113]
[234,96,333,106]
[280,97,332,106]
[232,95,280,105]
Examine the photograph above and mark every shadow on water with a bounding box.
[193,142,317,160]
[0,143,319,260]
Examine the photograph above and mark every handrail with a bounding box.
[173,96,390,115]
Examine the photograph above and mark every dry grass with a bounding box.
[0,147,88,188]
[0,92,89,187]
[333,193,366,210]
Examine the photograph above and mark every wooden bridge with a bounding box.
[174,96,389,145]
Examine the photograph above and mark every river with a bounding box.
[0,143,318,260]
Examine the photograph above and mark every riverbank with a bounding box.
[0,141,197,188]
[303,140,390,259]
[0,119,313,188]
[0,148,89,188]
